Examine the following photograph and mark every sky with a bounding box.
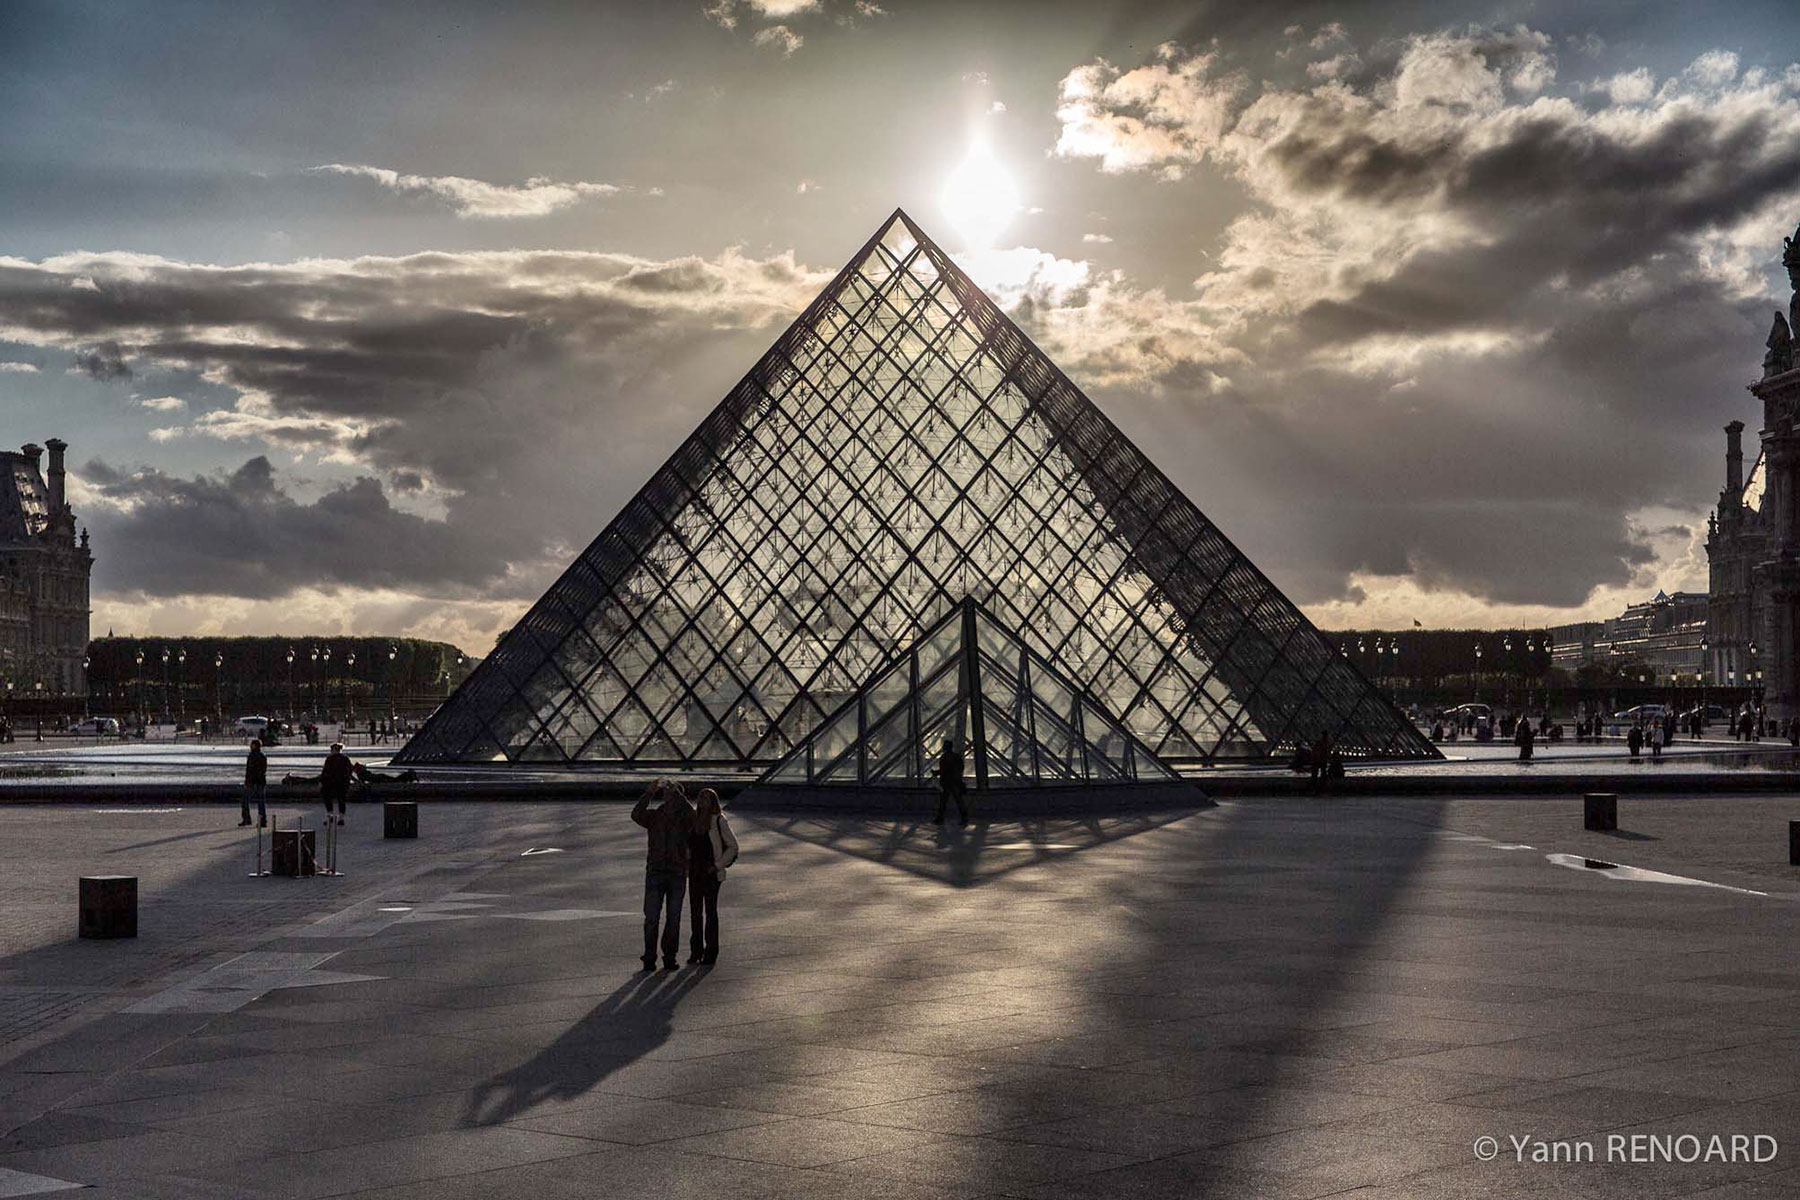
[3,0,1799,651]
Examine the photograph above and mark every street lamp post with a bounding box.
[346,651,355,723]
[1524,639,1535,714]
[134,648,144,726]
[1474,642,1484,703]
[286,647,295,723]
[1749,641,1762,729]
[214,651,224,730]
[1503,638,1514,710]
[387,645,397,722]
[81,655,89,719]
[309,646,319,720]
[160,648,170,723]
[176,648,186,722]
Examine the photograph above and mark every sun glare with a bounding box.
[939,141,1021,250]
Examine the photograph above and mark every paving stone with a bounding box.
[1,797,1798,1197]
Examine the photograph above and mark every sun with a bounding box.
[939,141,1021,250]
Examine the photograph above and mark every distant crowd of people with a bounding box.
[1420,700,1800,763]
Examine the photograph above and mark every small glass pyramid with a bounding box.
[760,597,1182,789]
[395,209,1439,768]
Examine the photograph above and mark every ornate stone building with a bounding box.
[1706,223,1800,711]
[0,439,93,697]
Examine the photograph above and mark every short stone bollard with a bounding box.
[1584,792,1618,832]
[271,829,317,877]
[383,801,418,839]
[1790,820,1800,866]
[79,875,137,939]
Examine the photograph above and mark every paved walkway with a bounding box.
[1,796,1798,1197]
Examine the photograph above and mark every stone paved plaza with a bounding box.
[2,793,1800,1198]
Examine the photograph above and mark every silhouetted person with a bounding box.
[1627,724,1643,760]
[934,739,967,825]
[1515,717,1534,762]
[686,788,739,966]
[1309,730,1335,790]
[320,741,352,823]
[632,782,695,971]
[240,738,268,827]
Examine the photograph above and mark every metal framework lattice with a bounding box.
[762,597,1182,789]
[395,209,1439,768]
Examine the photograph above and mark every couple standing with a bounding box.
[632,782,739,971]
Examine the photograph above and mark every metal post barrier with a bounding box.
[316,812,345,877]
[248,819,268,877]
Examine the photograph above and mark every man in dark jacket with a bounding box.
[320,742,353,823]
[933,739,967,825]
[632,782,695,971]
[240,738,268,827]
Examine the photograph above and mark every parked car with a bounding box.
[1441,703,1492,720]
[233,715,273,737]
[1679,703,1727,723]
[66,717,119,736]
[1611,704,1670,722]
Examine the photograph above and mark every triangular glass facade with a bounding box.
[395,209,1439,769]
[762,598,1182,789]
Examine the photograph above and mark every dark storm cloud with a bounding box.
[80,456,513,599]
[0,247,828,603]
[72,340,131,380]
[1037,29,1800,610]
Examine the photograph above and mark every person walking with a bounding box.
[320,741,352,825]
[1627,723,1643,759]
[1515,716,1534,762]
[686,788,739,966]
[1308,729,1336,791]
[632,782,695,971]
[1649,719,1663,761]
[933,738,968,825]
[240,738,268,827]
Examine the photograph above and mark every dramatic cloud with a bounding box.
[703,0,881,50]
[0,243,833,638]
[1035,31,1800,614]
[72,339,131,380]
[79,456,517,600]
[137,395,187,412]
[312,164,625,219]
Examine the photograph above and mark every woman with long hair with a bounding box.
[686,788,739,965]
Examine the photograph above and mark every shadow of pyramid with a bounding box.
[738,807,1207,888]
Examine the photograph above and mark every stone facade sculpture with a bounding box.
[1768,312,1795,379]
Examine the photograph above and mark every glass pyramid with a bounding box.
[760,597,1183,790]
[395,209,1439,769]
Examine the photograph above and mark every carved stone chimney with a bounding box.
[1726,420,1745,495]
[44,437,66,513]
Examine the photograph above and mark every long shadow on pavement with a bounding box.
[460,968,709,1127]
[980,797,1457,1196]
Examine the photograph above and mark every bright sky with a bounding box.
[3,0,1798,650]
